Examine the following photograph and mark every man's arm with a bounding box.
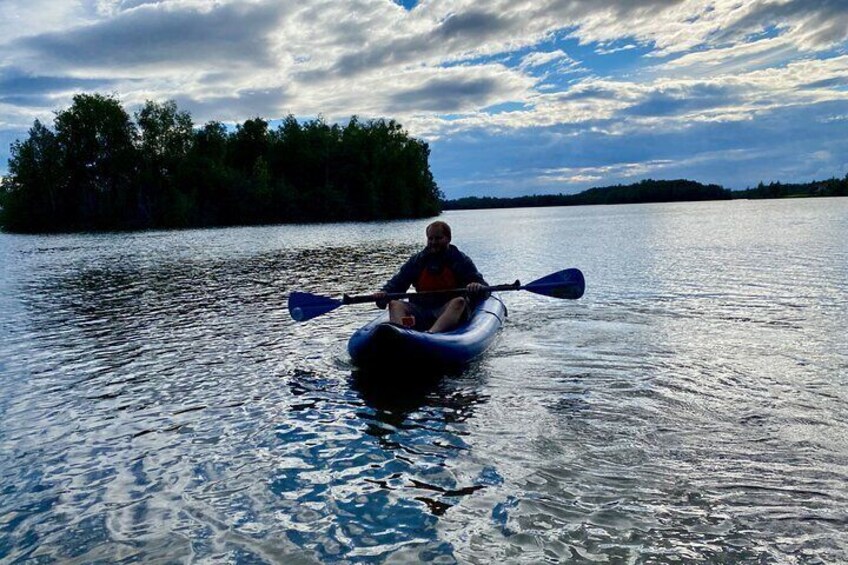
[453,249,487,286]
[374,253,421,309]
[452,249,489,299]
[381,253,421,293]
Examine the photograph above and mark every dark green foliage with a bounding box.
[734,177,848,199]
[1,95,442,232]
[2,94,141,231]
[56,94,140,230]
[444,177,847,210]
[0,120,64,232]
[444,179,732,210]
[135,99,195,228]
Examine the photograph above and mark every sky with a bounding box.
[1,0,847,199]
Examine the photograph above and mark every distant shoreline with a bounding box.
[442,177,848,211]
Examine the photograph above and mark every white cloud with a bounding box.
[539,160,676,184]
[519,50,572,70]
[0,1,92,44]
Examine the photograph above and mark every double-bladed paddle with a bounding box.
[288,267,585,322]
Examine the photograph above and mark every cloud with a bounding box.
[388,65,531,113]
[172,88,291,124]
[565,0,848,56]
[717,0,848,51]
[436,9,512,42]
[391,76,502,112]
[659,36,801,78]
[0,67,119,107]
[0,1,90,44]
[14,1,287,71]
[538,159,676,185]
[317,7,516,79]
[519,49,579,73]
[623,83,739,118]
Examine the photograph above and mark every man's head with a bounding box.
[426,221,451,254]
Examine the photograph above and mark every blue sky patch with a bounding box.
[481,102,532,114]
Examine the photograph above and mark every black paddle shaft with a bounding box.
[341,280,521,305]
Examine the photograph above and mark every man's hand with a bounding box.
[466,282,485,294]
[374,291,388,309]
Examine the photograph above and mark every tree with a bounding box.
[230,117,269,173]
[194,121,228,164]
[136,100,193,173]
[181,121,231,225]
[0,120,64,231]
[135,100,195,226]
[53,93,138,228]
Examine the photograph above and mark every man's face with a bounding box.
[426,227,450,254]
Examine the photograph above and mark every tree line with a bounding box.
[444,179,731,210]
[443,177,848,210]
[0,94,442,232]
[733,178,848,199]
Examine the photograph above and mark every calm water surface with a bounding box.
[1,199,846,563]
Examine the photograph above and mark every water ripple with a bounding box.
[1,201,847,562]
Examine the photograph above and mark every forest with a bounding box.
[0,94,442,232]
[443,177,848,210]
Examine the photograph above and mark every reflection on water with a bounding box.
[1,199,847,562]
[351,367,492,517]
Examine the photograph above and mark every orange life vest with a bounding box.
[415,263,457,292]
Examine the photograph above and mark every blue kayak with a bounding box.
[348,296,507,369]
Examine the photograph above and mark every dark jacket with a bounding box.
[382,244,487,309]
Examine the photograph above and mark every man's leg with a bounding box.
[427,297,469,333]
[388,300,413,325]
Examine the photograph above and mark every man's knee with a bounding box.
[446,296,468,312]
[389,300,409,314]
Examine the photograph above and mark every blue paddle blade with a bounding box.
[288,292,343,322]
[524,268,585,299]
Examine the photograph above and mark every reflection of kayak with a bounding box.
[348,296,507,369]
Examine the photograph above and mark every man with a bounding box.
[374,221,487,333]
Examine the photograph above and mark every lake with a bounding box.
[1,198,846,563]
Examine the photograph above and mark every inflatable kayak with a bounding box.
[348,295,507,369]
